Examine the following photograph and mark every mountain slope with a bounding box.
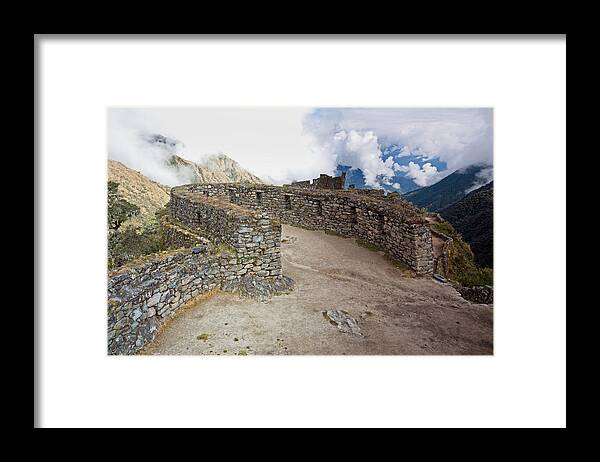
[108,159,170,218]
[168,153,263,184]
[144,133,264,185]
[439,181,493,268]
[403,165,491,212]
[203,153,264,183]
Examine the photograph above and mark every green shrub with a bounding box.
[431,221,493,287]
[107,184,171,270]
[107,181,139,231]
[108,220,166,270]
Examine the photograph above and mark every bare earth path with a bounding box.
[141,224,493,355]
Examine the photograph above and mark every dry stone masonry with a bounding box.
[431,227,453,278]
[173,182,434,276]
[289,172,346,190]
[108,179,434,355]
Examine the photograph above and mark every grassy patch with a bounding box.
[196,333,210,341]
[215,242,235,256]
[431,221,454,237]
[431,221,493,287]
[238,350,248,356]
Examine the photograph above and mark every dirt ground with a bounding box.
[140,224,493,355]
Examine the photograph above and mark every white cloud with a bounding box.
[108,108,333,186]
[108,107,493,189]
[395,161,441,187]
[465,165,494,193]
[302,108,492,189]
[329,129,394,188]
[108,109,195,186]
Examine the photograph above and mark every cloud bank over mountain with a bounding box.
[108,108,329,186]
[108,107,492,190]
[303,108,493,190]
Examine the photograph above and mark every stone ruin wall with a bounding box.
[108,249,242,355]
[431,228,453,278]
[347,188,386,197]
[108,182,435,354]
[290,172,346,190]
[160,214,210,249]
[169,190,282,279]
[108,188,284,355]
[178,183,434,276]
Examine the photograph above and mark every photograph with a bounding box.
[107,107,494,355]
[36,34,565,429]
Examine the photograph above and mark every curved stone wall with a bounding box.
[171,183,434,275]
[108,188,286,355]
[109,183,435,354]
[108,248,234,355]
[169,189,282,278]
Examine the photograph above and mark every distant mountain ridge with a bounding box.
[167,153,264,185]
[145,133,264,185]
[439,181,493,268]
[402,164,491,212]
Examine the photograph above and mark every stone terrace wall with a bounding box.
[175,183,434,275]
[290,172,346,190]
[170,188,282,279]
[161,214,211,250]
[431,228,453,278]
[347,188,386,197]
[109,190,287,355]
[108,248,237,355]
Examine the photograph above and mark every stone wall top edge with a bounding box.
[172,183,427,223]
[171,189,260,219]
[108,248,192,278]
[430,228,454,242]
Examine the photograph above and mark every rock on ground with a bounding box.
[323,310,362,335]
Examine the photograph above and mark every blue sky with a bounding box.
[108,107,492,189]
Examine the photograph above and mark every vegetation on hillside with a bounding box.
[439,181,493,268]
[431,221,493,287]
[107,160,170,227]
[403,165,489,212]
[108,181,140,231]
[108,181,170,270]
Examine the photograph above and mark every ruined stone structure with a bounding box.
[108,180,435,355]
[169,189,283,279]
[108,190,290,355]
[431,227,453,278]
[347,188,386,197]
[109,249,232,354]
[173,182,434,275]
[290,172,346,190]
